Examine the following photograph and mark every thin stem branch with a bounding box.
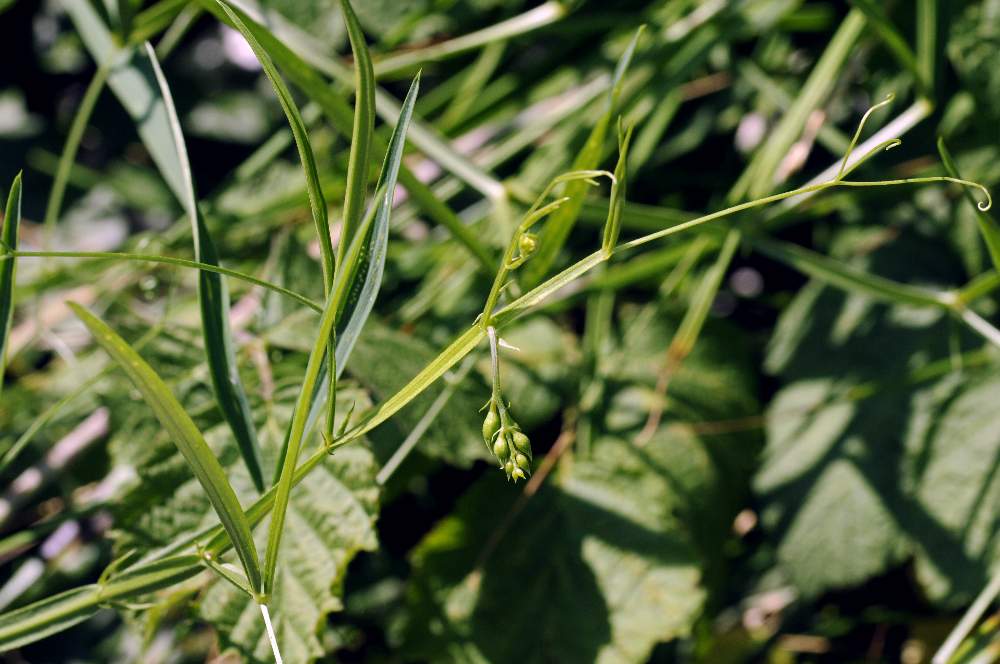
[11,250,321,312]
[43,62,111,242]
[933,570,1000,664]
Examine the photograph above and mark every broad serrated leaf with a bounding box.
[400,439,705,664]
[200,444,379,664]
[107,384,379,664]
[757,227,1000,605]
[399,303,760,662]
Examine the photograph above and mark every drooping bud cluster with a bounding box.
[482,397,532,482]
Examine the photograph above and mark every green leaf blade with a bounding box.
[143,41,267,493]
[0,171,22,398]
[68,303,262,595]
[65,0,266,493]
[522,26,643,285]
[338,0,376,264]
[264,74,420,597]
[212,0,334,290]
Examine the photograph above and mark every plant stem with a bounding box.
[11,250,321,312]
[43,62,111,243]
[373,1,566,78]
[261,604,283,664]
[933,570,1000,664]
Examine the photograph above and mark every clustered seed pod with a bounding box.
[482,398,533,482]
[482,402,500,447]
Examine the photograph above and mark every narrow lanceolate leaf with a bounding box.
[938,138,1000,274]
[0,172,22,398]
[601,123,633,253]
[68,304,262,595]
[64,0,266,492]
[214,0,334,290]
[264,75,420,597]
[146,43,266,494]
[338,0,375,266]
[523,26,643,286]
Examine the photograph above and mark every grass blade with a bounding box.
[201,0,494,272]
[522,26,643,285]
[916,0,938,97]
[65,0,266,492]
[938,138,1000,273]
[735,9,866,200]
[373,1,566,79]
[849,0,924,93]
[751,235,949,308]
[68,303,262,595]
[42,63,109,238]
[212,0,334,292]
[338,0,375,265]
[0,172,21,399]
[337,75,420,370]
[145,42,266,493]
[263,75,420,598]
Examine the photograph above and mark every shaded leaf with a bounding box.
[757,228,1000,605]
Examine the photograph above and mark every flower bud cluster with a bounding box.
[482,399,532,482]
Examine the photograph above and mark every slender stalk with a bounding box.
[43,62,111,242]
[374,1,567,78]
[933,570,1000,664]
[11,250,321,312]
[261,604,283,664]
[619,175,992,252]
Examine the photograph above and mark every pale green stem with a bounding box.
[10,250,321,312]
[933,569,1000,664]
[374,1,566,78]
[375,355,477,485]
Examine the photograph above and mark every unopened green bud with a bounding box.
[482,408,500,445]
[515,453,530,469]
[511,431,531,453]
[504,461,514,476]
[493,438,509,459]
[511,467,526,481]
[519,232,538,257]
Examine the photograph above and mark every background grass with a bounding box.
[3,0,1000,662]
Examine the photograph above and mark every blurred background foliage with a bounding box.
[3,0,1000,662]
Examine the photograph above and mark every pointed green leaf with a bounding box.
[68,303,262,595]
[938,138,1000,274]
[264,75,420,597]
[338,0,375,264]
[522,26,643,285]
[212,0,334,291]
[64,0,266,492]
[0,172,22,399]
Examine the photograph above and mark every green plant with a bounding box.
[4,2,1000,662]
